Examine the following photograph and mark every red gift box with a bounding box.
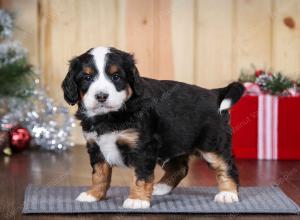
[231,95,300,160]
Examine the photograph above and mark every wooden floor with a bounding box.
[0,146,300,220]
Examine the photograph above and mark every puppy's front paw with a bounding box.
[122,198,150,209]
[214,191,239,203]
[76,192,97,202]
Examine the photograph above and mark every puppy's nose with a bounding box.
[95,92,109,103]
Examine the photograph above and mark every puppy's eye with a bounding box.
[85,75,93,81]
[111,73,120,81]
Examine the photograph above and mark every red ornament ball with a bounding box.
[255,70,263,77]
[9,126,31,152]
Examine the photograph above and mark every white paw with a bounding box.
[152,183,173,195]
[75,192,97,202]
[214,191,239,203]
[122,198,150,209]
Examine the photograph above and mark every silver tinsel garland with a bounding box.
[0,9,75,151]
[0,86,76,151]
[0,41,27,68]
[0,10,13,39]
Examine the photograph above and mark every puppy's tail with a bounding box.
[212,82,245,113]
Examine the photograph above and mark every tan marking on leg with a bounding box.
[201,152,237,193]
[159,164,187,188]
[129,175,154,201]
[157,156,188,188]
[86,162,112,200]
[117,129,139,148]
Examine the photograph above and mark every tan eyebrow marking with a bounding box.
[109,65,118,75]
[83,66,94,75]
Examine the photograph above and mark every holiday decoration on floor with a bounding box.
[0,90,76,153]
[0,9,75,156]
[9,126,31,152]
[231,66,300,160]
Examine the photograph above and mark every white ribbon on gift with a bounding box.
[258,95,278,160]
[242,83,279,159]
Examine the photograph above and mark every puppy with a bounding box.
[62,46,245,209]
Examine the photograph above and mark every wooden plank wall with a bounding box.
[3,0,300,143]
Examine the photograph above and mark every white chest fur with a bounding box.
[84,131,125,167]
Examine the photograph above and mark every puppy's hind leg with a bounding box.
[200,151,239,203]
[153,155,189,196]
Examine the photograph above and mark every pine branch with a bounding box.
[0,58,35,97]
[264,73,293,95]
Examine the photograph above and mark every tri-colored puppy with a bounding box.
[62,46,245,209]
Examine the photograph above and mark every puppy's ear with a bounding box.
[62,58,80,105]
[123,53,143,96]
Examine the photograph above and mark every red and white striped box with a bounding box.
[230,95,300,160]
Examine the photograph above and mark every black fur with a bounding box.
[213,82,245,108]
[62,47,244,185]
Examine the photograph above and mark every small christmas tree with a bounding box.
[0,10,34,98]
[0,10,75,153]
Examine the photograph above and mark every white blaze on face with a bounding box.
[83,47,127,116]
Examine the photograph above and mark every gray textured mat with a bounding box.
[23,185,300,214]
